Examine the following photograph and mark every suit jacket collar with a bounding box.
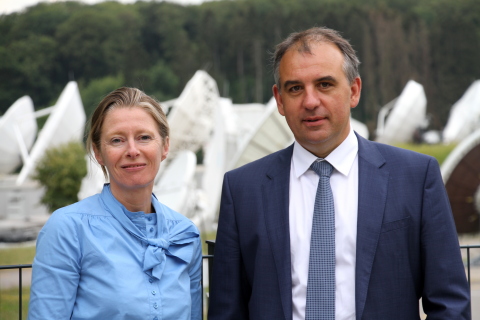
[355,133,389,319]
[263,144,294,320]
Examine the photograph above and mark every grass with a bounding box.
[0,246,35,319]
[0,287,30,320]
[0,246,36,266]
[393,143,457,165]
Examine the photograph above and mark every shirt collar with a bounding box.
[292,128,358,178]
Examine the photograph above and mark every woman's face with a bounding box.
[94,107,169,194]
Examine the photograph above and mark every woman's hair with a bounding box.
[86,87,169,178]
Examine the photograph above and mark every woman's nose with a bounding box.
[126,139,140,158]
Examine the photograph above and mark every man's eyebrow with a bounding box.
[282,76,338,90]
[282,80,302,89]
[316,76,337,83]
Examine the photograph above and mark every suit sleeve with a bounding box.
[208,173,250,320]
[420,158,471,319]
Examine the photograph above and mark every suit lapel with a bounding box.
[355,134,389,320]
[263,144,294,320]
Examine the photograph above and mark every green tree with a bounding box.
[33,141,87,212]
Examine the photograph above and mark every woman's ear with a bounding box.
[93,145,105,166]
[161,137,170,161]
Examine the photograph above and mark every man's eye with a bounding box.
[319,82,331,88]
[289,85,302,92]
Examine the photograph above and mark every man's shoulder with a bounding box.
[359,136,436,167]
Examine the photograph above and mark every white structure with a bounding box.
[77,155,105,200]
[376,80,427,144]
[17,81,86,185]
[154,150,198,221]
[441,128,480,184]
[166,70,219,163]
[230,97,294,169]
[443,80,480,144]
[351,117,369,139]
[0,96,37,174]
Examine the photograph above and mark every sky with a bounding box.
[0,0,208,15]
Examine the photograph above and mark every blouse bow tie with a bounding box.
[143,228,199,280]
[101,185,199,281]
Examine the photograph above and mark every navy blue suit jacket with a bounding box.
[208,134,470,319]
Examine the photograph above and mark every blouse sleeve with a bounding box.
[188,236,203,320]
[28,212,82,320]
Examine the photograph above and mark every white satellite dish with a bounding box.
[376,80,427,144]
[17,81,86,185]
[154,150,197,219]
[351,117,369,139]
[77,155,105,200]
[443,80,480,144]
[0,96,37,174]
[229,97,294,169]
[166,70,219,160]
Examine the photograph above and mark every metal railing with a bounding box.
[1,242,477,320]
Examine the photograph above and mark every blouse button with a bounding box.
[153,302,158,309]
[151,290,156,295]
[149,278,154,283]
[149,227,154,232]
[147,216,152,221]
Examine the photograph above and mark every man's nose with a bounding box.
[303,87,320,110]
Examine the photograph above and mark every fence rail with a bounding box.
[1,243,478,319]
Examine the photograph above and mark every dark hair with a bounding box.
[86,87,169,178]
[272,27,360,88]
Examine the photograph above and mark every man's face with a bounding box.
[273,42,361,158]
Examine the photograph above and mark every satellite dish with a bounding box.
[166,70,219,160]
[0,96,37,174]
[77,155,105,200]
[229,97,294,169]
[376,80,427,144]
[17,82,86,185]
[441,128,480,233]
[351,117,369,139]
[154,150,197,220]
[443,80,480,144]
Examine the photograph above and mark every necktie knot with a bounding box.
[311,160,333,178]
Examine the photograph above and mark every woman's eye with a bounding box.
[111,138,123,145]
[138,135,152,142]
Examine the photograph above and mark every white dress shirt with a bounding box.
[289,129,359,320]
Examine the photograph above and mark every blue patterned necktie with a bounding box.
[305,159,335,320]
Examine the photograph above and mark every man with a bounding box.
[208,27,470,319]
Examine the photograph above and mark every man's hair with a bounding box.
[86,87,169,179]
[272,27,360,89]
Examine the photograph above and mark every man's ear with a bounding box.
[273,84,285,116]
[350,77,362,109]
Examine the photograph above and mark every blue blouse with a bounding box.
[28,185,202,320]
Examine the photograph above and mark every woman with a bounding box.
[28,87,202,320]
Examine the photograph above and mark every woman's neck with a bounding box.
[110,184,153,213]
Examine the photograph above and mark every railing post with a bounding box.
[19,267,23,320]
[206,240,215,288]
